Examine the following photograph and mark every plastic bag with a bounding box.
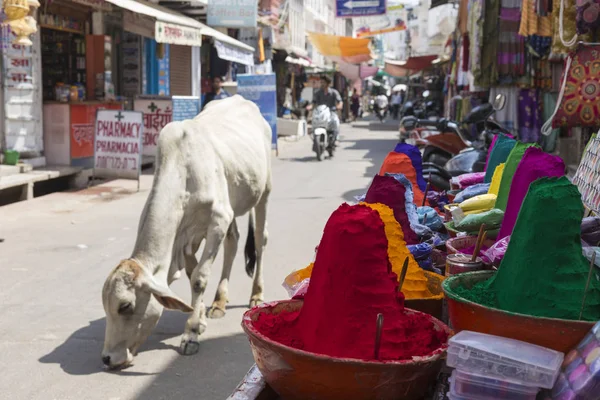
[454,209,504,232]
[454,183,491,203]
[482,236,510,265]
[417,206,444,231]
[581,217,600,245]
[452,172,485,189]
[282,263,314,298]
[458,194,497,213]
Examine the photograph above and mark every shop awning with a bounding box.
[105,0,254,62]
[307,32,372,64]
[384,56,438,77]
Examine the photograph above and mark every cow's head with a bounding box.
[101,259,192,369]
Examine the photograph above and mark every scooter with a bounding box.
[311,105,337,161]
[420,94,508,191]
[374,95,389,122]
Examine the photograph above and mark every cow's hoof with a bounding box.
[207,306,226,319]
[180,339,200,356]
[249,298,263,308]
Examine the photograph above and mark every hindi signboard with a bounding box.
[134,98,173,157]
[93,110,143,183]
[336,0,387,18]
[207,0,258,28]
[236,74,278,151]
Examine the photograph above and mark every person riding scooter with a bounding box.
[307,75,343,146]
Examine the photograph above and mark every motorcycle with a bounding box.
[311,105,338,161]
[420,94,509,191]
[374,95,389,122]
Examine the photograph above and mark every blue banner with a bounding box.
[236,74,277,150]
[157,44,170,96]
[336,0,387,18]
[172,96,200,121]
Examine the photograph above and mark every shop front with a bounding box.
[39,0,253,167]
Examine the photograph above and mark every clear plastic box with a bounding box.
[450,369,540,400]
[447,331,564,389]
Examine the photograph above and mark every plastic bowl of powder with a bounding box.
[242,299,452,400]
[443,271,595,353]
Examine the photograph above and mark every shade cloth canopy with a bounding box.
[337,62,379,80]
[384,55,437,76]
[307,32,372,64]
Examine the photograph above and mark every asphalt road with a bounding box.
[0,119,398,400]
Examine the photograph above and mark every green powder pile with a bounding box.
[455,177,600,321]
[494,142,539,211]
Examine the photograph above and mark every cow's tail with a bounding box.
[245,208,257,278]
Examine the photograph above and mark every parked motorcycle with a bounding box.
[311,105,337,161]
[420,94,508,191]
[374,95,389,122]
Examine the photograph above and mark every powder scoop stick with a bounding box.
[471,224,486,262]
[398,257,410,293]
[579,251,596,320]
[374,313,384,360]
[422,173,432,207]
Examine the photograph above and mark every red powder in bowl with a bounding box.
[253,204,448,361]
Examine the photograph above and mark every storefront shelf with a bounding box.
[39,24,84,35]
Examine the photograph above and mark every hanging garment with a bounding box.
[576,0,600,34]
[552,0,590,54]
[475,0,500,87]
[498,6,527,80]
[520,0,553,36]
[540,92,560,152]
[542,44,600,134]
[518,89,543,143]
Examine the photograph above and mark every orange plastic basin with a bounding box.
[242,300,452,400]
[443,271,594,353]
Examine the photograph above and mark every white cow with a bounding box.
[101,95,272,369]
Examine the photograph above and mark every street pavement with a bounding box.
[0,119,399,400]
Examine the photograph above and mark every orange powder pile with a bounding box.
[379,152,428,206]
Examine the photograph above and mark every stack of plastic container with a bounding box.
[446,331,564,399]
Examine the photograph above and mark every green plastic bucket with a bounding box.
[3,150,19,165]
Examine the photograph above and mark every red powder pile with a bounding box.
[254,204,448,361]
[365,175,418,244]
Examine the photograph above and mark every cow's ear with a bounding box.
[141,274,193,313]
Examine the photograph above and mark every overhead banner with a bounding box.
[155,21,203,47]
[336,0,387,18]
[215,39,254,66]
[207,0,258,28]
[237,74,278,151]
[94,110,143,183]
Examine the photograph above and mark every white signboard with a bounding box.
[134,98,173,157]
[208,0,258,28]
[215,39,254,66]
[155,21,203,47]
[94,110,143,182]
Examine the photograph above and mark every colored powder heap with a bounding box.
[484,135,517,183]
[379,152,427,206]
[456,177,600,321]
[494,142,539,211]
[254,203,448,360]
[394,143,427,191]
[497,147,565,240]
[365,175,419,244]
[488,163,505,196]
